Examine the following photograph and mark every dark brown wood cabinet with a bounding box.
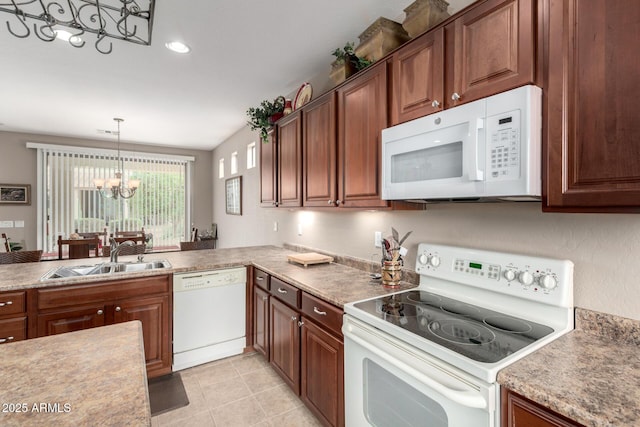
[445,0,536,108]
[502,388,585,427]
[35,274,172,378]
[277,111,303,208]
[0,291,27,345]
[303,92,337,207]
[260,128,278,207]
[337,62,389,208]
[543,0,640,212]
[253,282,270,359]
[390,27,445,125]
[269,296,301,394]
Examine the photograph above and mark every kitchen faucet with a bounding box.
[109,237,136,263]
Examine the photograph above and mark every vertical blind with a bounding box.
[28,143,193,254]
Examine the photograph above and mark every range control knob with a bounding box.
[539,274,557,290]
[518,271,534,286]
[429,255,441,268]
[503,269,516,281]
[418,254,429,265]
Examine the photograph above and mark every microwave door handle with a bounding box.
[469,118,485,181]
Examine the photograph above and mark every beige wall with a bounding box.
[0,130,213,250]
[214,127,640,321]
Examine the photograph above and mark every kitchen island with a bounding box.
[0,321,151,426]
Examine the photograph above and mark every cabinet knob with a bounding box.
[451,92,461,101]
[291,316,297,322]
[336,200,343,206]
[0,336,14,343]
[262,296,268,301]
[97,309,104,315]
[115,306,122,312]
[327,200,334,205]
[298,320,305,327]
[431,100,440,108]
[0,301,13,307]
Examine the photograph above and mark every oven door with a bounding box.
[343,315,497,427]
[381,99,486,201]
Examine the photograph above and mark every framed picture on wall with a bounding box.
[225,176,242,215]
[0,184,31,205]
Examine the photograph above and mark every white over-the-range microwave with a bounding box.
[382,85,542,202]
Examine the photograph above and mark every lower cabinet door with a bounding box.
[301,317,344,427]
[0,317,27,344]
[253,285,270,359]
[269,297,300,394]
[37,305,106,337]
[502,388,584,427]
[114,295,171,378]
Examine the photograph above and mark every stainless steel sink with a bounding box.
[41,260,172,280]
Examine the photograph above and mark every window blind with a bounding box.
[28,143,193,254]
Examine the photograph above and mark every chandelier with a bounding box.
[94,118,139,199]
[0,0,155,54]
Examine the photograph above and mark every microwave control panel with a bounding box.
[487,109,521,181]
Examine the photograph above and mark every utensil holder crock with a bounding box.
[381,260,402,286]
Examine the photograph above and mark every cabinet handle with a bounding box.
[313,307,327,316]
[431,100,440,108]
[291,316,297,322]
[256,276,264,281]
[327,200,334,205]
[298,320,305,327]
[0,336,14,343]
[262,296,268,301]
[336,200,343,206]
[451,92,461,101]
[115,306,122,312]
[277,287,287,294]
[0,301,13,307]
[97,309,104,315]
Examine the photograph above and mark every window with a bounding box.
[219,158,225,179]
[28,143,194,254]
[247,142,256,169]
[231,151,238,175]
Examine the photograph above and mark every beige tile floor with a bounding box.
[151,353,323,427]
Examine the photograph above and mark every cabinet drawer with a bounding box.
[270,277,300,309]
[0,317,27,344]
[301,292,343,337]
[0,291,26,316]
[254,268,270,291]
[38,275,171,310]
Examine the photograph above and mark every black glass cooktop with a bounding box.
[353,290,553,363]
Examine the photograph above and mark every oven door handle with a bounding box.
[344,328,488,410]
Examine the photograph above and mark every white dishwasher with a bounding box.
[173,267,246,371]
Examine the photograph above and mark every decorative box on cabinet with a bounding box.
[543,0,640,212]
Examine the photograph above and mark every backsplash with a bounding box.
[575,308,640,346]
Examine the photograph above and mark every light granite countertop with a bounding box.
[0,321,150,427]
[0,245,416,307]
[497,308,640,427]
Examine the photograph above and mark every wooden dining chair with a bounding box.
[103,235,146,257]
[0,250,43,264]
[74,227,108,247]
[58,236,100,260]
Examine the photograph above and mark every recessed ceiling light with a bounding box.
[165,41,191,54]
[54,29,82,44]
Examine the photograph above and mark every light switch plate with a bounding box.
[0,221,14,228]
[374,231,383,248]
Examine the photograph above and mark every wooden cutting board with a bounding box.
[287,252,334,267]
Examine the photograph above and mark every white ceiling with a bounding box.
[0,0,471,151]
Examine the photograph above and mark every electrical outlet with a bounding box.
[0,221,14,228]
[273,221,278,232]
[374,231,383,248]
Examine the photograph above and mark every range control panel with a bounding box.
[416,243,573,306]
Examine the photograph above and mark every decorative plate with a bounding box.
[293,83,313,110]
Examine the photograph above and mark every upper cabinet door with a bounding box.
[260,129,278,207]
[337,63,389,208]
[303,92,337,207]
[446,0,535,108]
[390,27,445,125]
[543,0,640,212]
[277,112,303,208]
